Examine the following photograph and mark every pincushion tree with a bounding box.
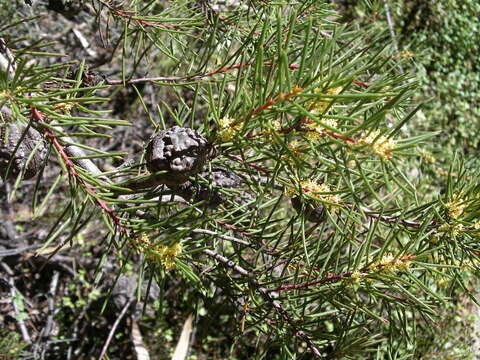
[0,0,479,358]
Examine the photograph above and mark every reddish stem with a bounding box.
[203,61,299,78]
[352,80,370,88]
[249,86,303,117]
[322,129,356,144]
[106,61,299,85]
[229,155,271,174]
[215,220,253,236]
[31,107,127,234]
[270,254,416,292]
[105,2,178,30]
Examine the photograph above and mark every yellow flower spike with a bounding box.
[304,118,338,140]
[146,242,182,270]
[378,253,396,273]
[218,117,242,142]
[358,130,396,160]
[289,180,342,211]
[419,148,435,163]
[285,140,307,161]
[437,277,448,288]
[140,233,151,245]
[445,195,466,219]
[306,85,343,114]
[474,220,480,230]
[438,223,464,239]
[291,85,303,95]
[350,271,364,283]
[396,258,412,271]
[370,253,412,274]
[129,233,151,251]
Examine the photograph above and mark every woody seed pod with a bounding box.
[291,196,326,223]
[0,122,46,181]
[145,126,211,185]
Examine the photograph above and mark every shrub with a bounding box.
[1,1,479,358]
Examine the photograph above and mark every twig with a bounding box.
[31,107,128,234]
[202,248,324,359]
[0,182,18,242]
[38,271,60,359]
[0,37,17,76]
[247,86,303,120]
[0,261,32,344]
[98,297,135,360]
[105,61,299,85]
[382,0,398,53]
[0,244,42,257]
[267,254,416,293]
[382,0,404,73]
[176,227,250,246]
[98,0,179,30]
[358,205,439,228]
[131,320,150,360]
[227,155,271,174]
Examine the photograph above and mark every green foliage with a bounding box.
[1,0,479,359]
[0,330,30,359]
[337,0,480,154]
[390,0,479,155]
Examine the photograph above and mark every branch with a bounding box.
[105,61,299,85]
[31,107,127,234]
[0,37,16,76]
[359,205,439,228]
[202,248,324,359]
[0,261,31,344]
[382,0,399,53]
[37,271,60,359]
[98,297,135,360]
[268,254,416,292]
[131,320,150,360]
[98,0,178,30]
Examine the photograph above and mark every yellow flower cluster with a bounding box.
[217,117,242,142]
[146,242,182,270]
[130,233,182,270]
[370,253,412,274]
[419,148,435,163]
[287,140,306,158]
[437,223,464,240]
[349,270,366,284]
[345,254,413,286]
[0,90,11,100]
[445,195,466,219]
[358,130,395,160]
[474,220,480,230]
[288,180,342,209]
[282,139,308,163]
[305,118,338,140]
[306,85,343,113]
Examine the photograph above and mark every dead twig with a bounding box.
[98,296,135,360]
[0,261,32,344]
[37,271,60,359]
[131,320,150,360]
[202,248,324,359]
[0,37,16,76]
